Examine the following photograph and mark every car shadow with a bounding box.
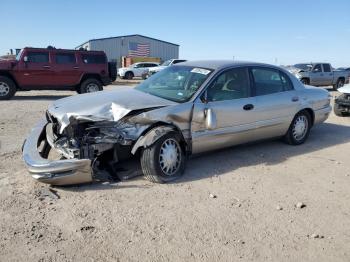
[13,95,70,100]
[58,122,350,191]
[175,122,350,183]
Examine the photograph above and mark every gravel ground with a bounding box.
[0,87,349,262]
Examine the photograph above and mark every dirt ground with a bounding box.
[0,86,349,262]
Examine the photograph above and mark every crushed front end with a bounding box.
[22,111,147,185]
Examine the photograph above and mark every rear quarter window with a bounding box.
[81,54,106,64]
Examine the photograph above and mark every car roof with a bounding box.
[23,47,105,54]
[296,62,329,65]
[178,60,280,71]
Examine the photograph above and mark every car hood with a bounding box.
[338,84,350,94]
[48,87,177,133]
[118,67,131,71]
[0,60,14,70]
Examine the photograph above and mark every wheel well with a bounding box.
[301,108,315,126]
[338,77,345,82]
[79,74,102,86]
[0,71,19,89]
[301,77,309,83]
[125,71,134,76]
[134,122,189,154]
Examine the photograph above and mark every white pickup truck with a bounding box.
[289,63,349,90]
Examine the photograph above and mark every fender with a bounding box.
[131,126,175,155]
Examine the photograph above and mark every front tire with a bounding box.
[284,111,311,145]
[79,78,102,94]
[0,76,16,100]
[141,132,186,183]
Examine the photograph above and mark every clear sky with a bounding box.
[1,0,350,67]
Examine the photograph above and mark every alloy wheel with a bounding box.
[292,115,308,141]
[159,138,181,176]
[0,82,10,96]
[86,83,99,92]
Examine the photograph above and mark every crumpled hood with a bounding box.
[48,87,177,133]
[338,84,350,94]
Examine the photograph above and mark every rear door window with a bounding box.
[27,52,49,63]
[55,53,76,64]
[81,54,106,64]
[251,67,294,96]
[145,63,158,67]
[322,64,331,72]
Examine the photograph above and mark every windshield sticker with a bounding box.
[191,68,211,75]
[177,92,184,96]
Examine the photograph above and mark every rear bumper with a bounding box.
[314,105,332,124]
[101,76,114,86]
[22,120,92,185]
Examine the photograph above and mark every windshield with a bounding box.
[161,60,172,66]
[135,65,213,103]
[294,63,312,71]
[15,49,23,61]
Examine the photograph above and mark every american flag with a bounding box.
[128,42,150,57]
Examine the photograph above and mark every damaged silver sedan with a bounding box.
[22,61,331,185]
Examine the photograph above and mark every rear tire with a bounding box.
[125,72,134,80]
[140,132,186,183]
[0,76,16,100]
[79,78,102,94]
[333,79,345,91]
[284,110,311,145]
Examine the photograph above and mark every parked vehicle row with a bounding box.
[288,63,349,91]
[143,59,187,78]
[0,47,116,100]
[117,62,159,80]
[22,60,331,185]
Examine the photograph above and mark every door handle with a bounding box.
[243,104,254,110]
[73,66,79,69]
[43,65,50,69]
[292,96,299,102]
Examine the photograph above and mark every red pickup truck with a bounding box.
[0,47,116,100]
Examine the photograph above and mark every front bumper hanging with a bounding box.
[22,120,93,185]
